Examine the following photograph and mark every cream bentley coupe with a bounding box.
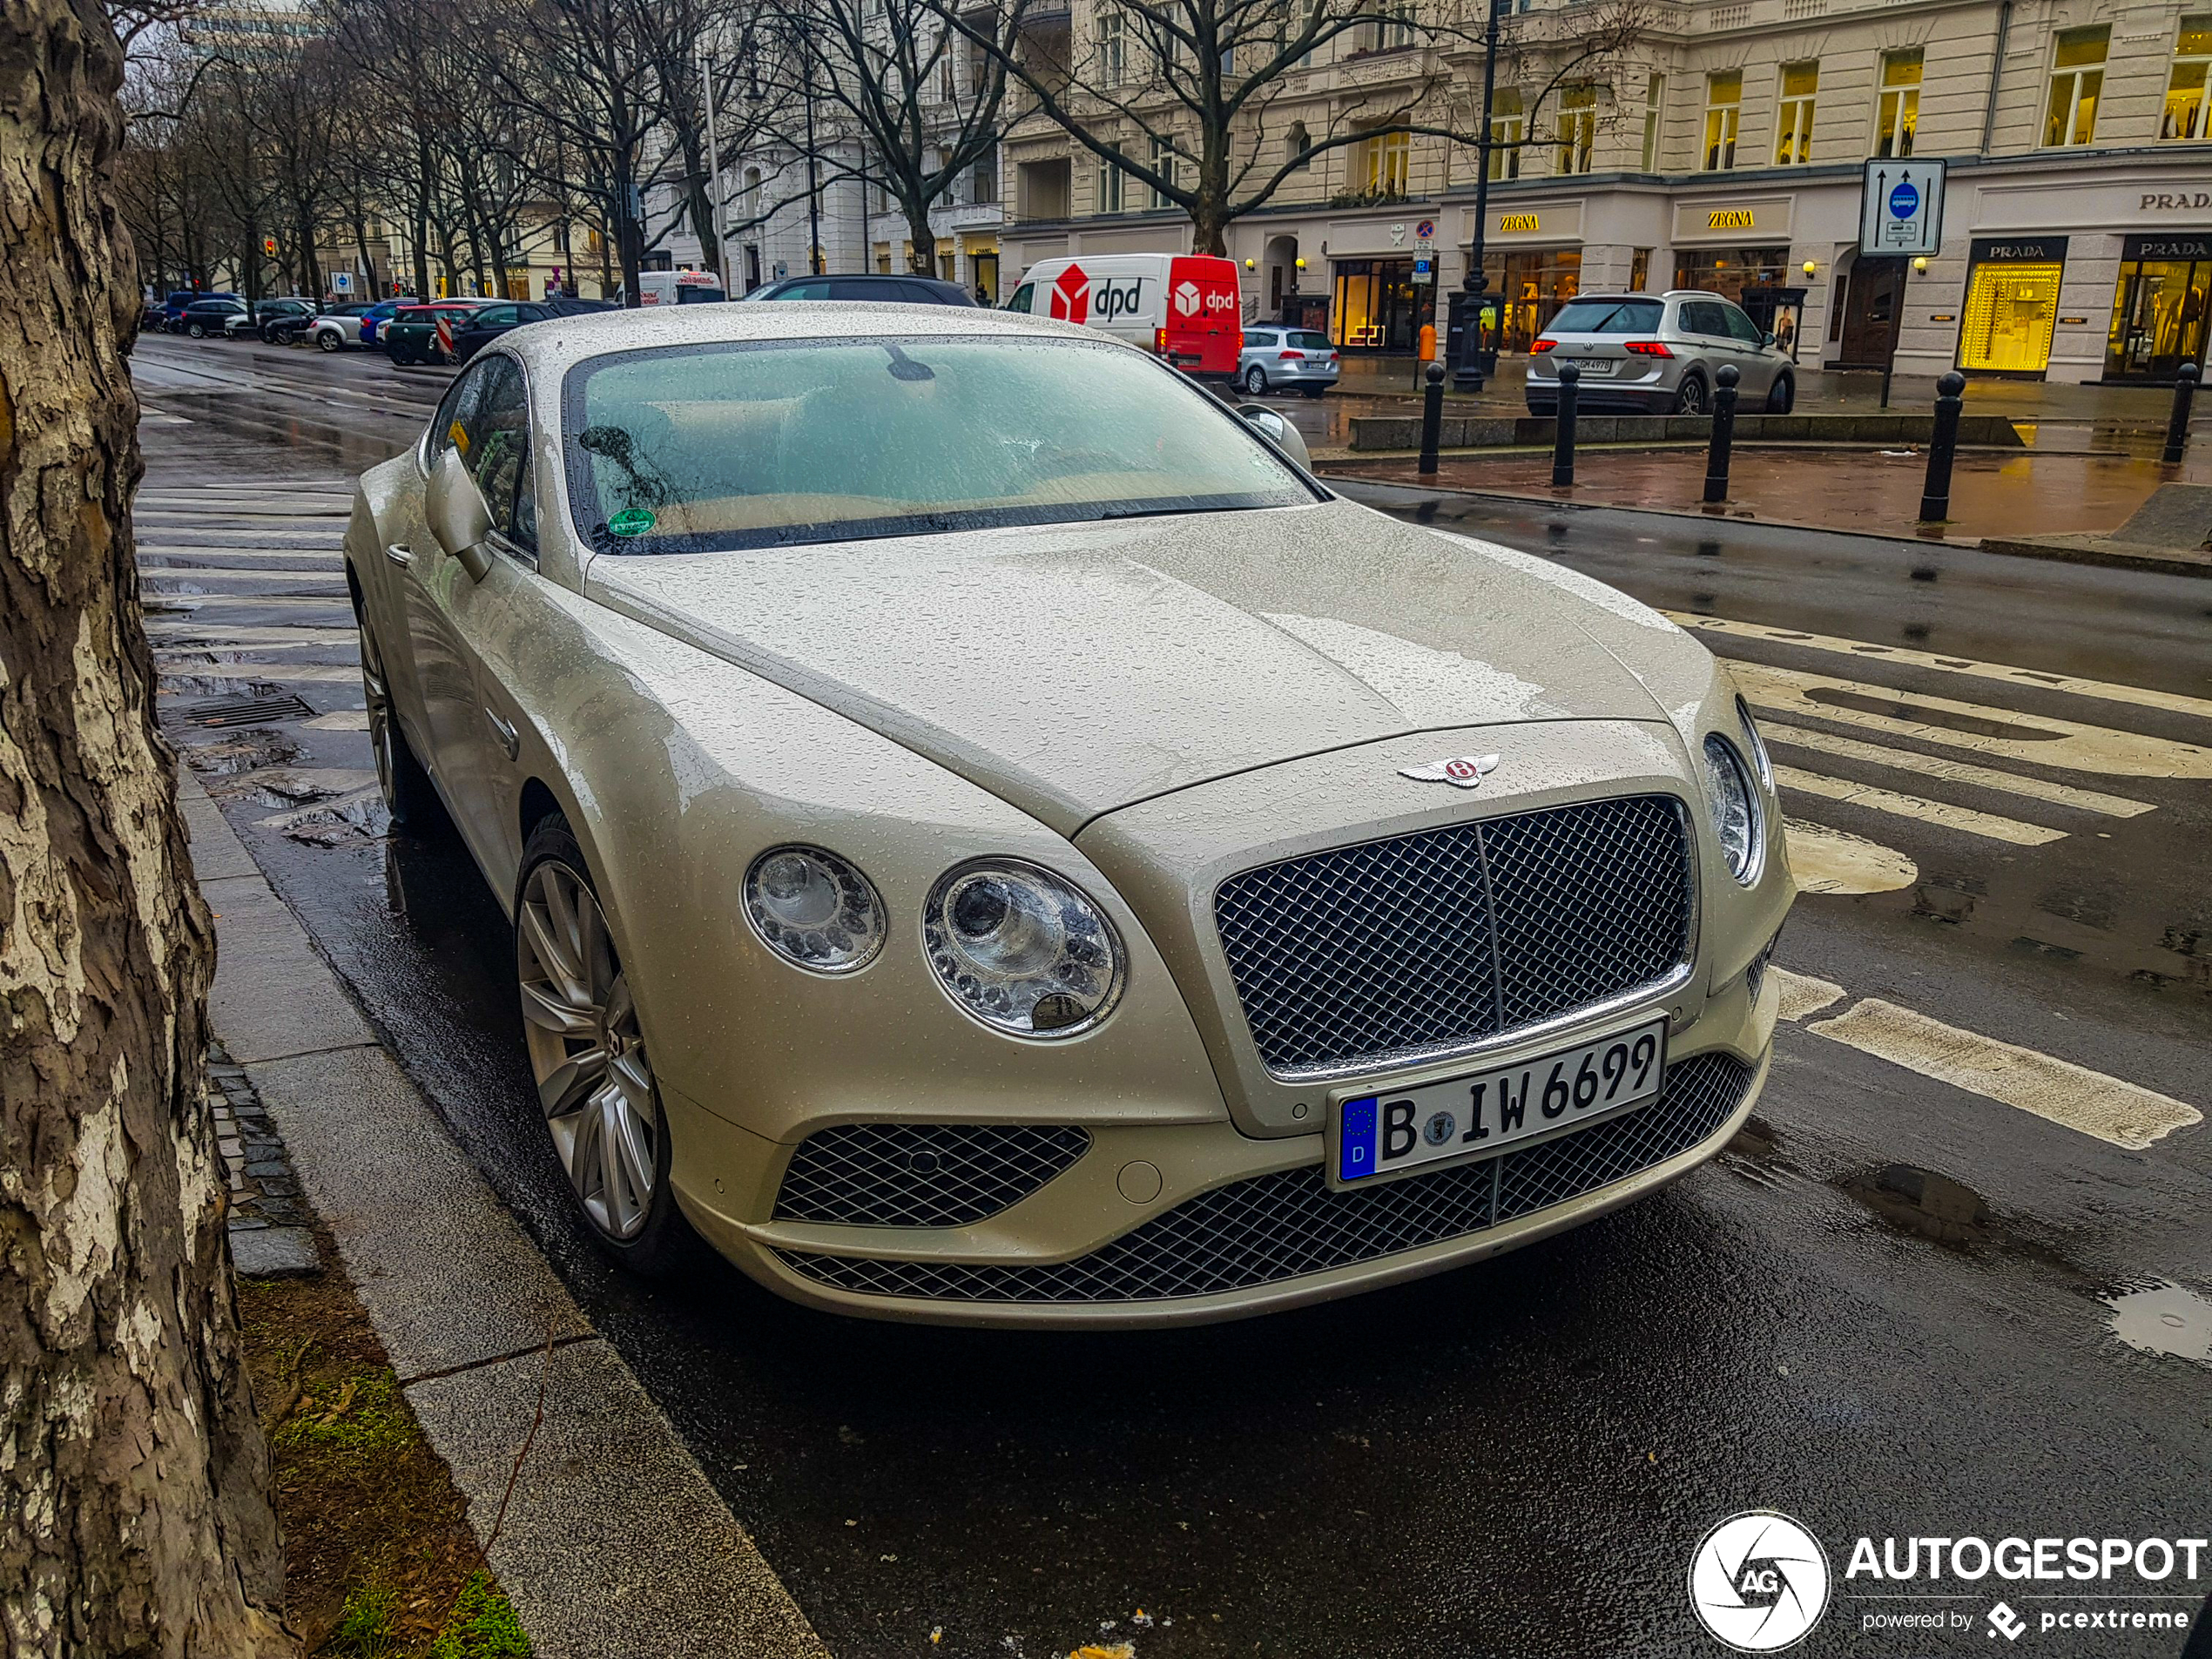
[344,302,1792,1326]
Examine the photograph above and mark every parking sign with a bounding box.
[1859,157,1944,256]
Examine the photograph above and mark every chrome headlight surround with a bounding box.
[743,845,887,975]
[1736,694,1775,792]
[1701,732,1764,887]
[923,859,1126,1040]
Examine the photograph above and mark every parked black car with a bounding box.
[741,273,977,306]
[225,297,317,341]
[178,297,247,339]
[261,301,336,345]
[449,297,613,363]
[162,289,235,330]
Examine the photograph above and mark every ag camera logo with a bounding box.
[1689,1512,1832,1652]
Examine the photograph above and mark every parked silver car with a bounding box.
[306,302,380,352]
[1238,327,1339,397]
[1524,291,1796,416]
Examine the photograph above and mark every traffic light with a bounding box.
[262,235,277,256]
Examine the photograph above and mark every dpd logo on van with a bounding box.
[1049,265,1090,324]
[1173,280,1202,317]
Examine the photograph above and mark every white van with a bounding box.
[630,269,727,307]
[1004,253,1242,381]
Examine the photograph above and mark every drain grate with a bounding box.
[177,692,316,728]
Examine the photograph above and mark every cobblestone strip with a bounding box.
[211,1037,320,1278]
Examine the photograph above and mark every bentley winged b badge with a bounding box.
[1398,753,1501,789]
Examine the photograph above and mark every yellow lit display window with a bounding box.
[1960,262,2063,373]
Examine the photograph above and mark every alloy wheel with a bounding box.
[516,861,659,1241]
[1677,377,1708,415]
[358,617,400,809]
[1244,366,1267,395]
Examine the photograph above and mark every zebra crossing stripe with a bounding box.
[1668,611,2212,725]
[1774,764,2066,846]
[1762,724,2152,818]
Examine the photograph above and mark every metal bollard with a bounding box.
[2164,361,2199,465]
[1553,361,1581,488]
[1703,364,1740,504]
[1919,370,1966,523]
[1419,361,1446,475]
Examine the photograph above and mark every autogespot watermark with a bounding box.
[1689,1517,2206,1649]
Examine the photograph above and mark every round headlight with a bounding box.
[1737,694,1774,792]
[924,860,1125,1038]
[1702,734,1763,885]
[743,846,886,974]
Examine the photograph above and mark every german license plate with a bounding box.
[1332,1018,1667,1185]
[1571,357,1615,374]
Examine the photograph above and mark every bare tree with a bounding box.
[941,0,1442,255]
[0,1,292,1652]
[775,0,1021,275]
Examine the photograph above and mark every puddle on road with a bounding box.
[1782,818,1918,895]
[180,729,302,776]
[1842,1163,1996,1249]
[2104,1279,2212,1365]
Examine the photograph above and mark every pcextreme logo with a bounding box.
[1689,1512,1833,1652]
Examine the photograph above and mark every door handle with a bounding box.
[483,705,520,761]
[384,542,414,567]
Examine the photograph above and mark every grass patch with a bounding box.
[238,1238,529,1656]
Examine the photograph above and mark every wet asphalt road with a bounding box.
[134,334,2212,1659]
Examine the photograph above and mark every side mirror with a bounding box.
[1235,402,1312,473]
[425,445,494,581]
[1762,331,1778,348]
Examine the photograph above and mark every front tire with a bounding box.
[1243,364,1268,395]
[358,609,439,827]
[1765,374,1796,414]
[186,322,206,339]
[316,329,341,353]
[515,817,699,1276]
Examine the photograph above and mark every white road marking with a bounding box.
[139,566,348,588]
[1779,819,1919,894]
[157,659,363,683]
[1774,764,2067,846]
[138,546,346,563]
[1805,998,2203,1150]
[1769,968,2201,1149]
[143,592,350,612]
[1670,612,2212,725]
[1763,724,2152,817]
[301,708,371,731]
[145,623,358,646]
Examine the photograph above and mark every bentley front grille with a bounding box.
[775,1051,1752,1305]
[772,1123,1092,1228]
[1211,793,1694,1077]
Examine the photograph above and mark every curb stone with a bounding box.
[179,765,829,1659]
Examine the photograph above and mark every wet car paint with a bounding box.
[137,335,2212,1657]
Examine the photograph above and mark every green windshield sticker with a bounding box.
[607,507,657,537]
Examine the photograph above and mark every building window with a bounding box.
[1775,61,1817,163]
[1097,144,1125,213]
[1641,74,1664,171]
[1354,128,1409,196]
[1151,137,1179,207]
[2164,18,2212,140]
[1703,71,1741,171]
[2043,27,2107,147]
[971,146,999,206]
[1874,49,1920,158]
[1490,88,1524,179]
[1096,7,1126,85]
[1287,121,1312,169]
[1630,248,1650,291]
[1364,4,1413,51]
[1556,84,1597,174]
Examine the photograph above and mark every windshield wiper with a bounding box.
[1096,502,1240,522]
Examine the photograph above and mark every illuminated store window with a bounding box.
[1874,50,1920,158]
[1961,254,2063,374]
[2162,17,2212,142]
[1703,71,1741,171]
[1490,89,1524,179]
[2042,27,2108,148]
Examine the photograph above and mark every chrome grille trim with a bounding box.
[775,1051,1753,1305]
[1212,794,1695,1081]
[772,1123,1092,1228]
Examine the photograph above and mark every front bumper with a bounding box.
[669,964,1777,1328]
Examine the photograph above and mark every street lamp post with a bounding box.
[1447,0,1507,392]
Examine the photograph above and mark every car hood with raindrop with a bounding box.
[583,496,1683,834]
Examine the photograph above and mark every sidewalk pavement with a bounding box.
[180,765,829,1659]
[1322,442,2212,549]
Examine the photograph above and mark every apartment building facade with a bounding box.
[998,0,2212,383]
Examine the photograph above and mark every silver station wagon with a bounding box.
[345,301,1793,1326]
[1524,290,1797,417]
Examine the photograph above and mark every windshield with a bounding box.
[562,334,1314,554]
[1547,298,1665,334]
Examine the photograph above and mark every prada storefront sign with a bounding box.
[1969,236,2069,265]
[2124,233,2212,262]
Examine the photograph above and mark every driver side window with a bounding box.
[1005,283,1035,314]
[469,356,536,552]
[428,359,494,466]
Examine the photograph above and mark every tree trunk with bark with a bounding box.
[0,3,293,1654]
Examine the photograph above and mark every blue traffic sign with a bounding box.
[1889,180,1920,219]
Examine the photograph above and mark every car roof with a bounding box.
[491,300,1126,378]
